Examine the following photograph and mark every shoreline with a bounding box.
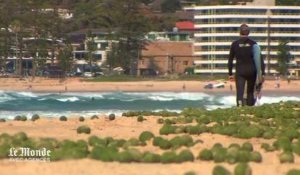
[0,77,299,94]
[1,90,300,96]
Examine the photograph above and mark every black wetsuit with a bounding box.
[228,37,265,106]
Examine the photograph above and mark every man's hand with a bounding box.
[229,75,234,82]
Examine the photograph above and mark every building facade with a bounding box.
[68,29,113,73]
[185,4,300,76]
[138,41,194,76]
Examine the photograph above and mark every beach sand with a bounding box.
[0,77,299,94]
[0,78,299,175]
[0,116,299,175]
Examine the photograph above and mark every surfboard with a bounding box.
[253,44,263,105]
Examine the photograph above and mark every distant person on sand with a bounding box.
[275,76,280,88]
[287,75,291,84]
[228,24,265,106]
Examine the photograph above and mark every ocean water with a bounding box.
[0,91,299,119]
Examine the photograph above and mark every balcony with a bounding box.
[194,51,300,56]
[195,24,268,28]
[195,14,268,19]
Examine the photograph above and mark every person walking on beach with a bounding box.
[228,24,265,106]
[287,75,291,84]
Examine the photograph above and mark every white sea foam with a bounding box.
[16,92,38,98]
[0,93,15,103]
[57,97,80,102]
[219,96,236,106]
[146,92,210,101]
[148,96,174,101]
[259,96,300,104]
[64,92,105,99]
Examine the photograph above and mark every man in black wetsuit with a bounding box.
[228,24,265,106]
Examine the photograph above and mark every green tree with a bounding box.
[106,42,121,70]
[26,0,54,78]
[276,0,300,6]
[277,40,291,75]
[45,1,65,65]
[57,43,73,73]
[73,0,104,29]
[100,0,151,75]
[10,0,35,77]
[161,0,181,13]
[0,0,18,71]
[85,31,97,74]
[139,0,154,5]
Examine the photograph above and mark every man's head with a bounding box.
[240,23,250,36]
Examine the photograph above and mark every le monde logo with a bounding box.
[9,147,51,162]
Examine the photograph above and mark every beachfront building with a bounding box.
[145,30,192,42]
[185,0,300,76]
[138,29,196,76]
[138,41,194,76]
[68,29,113,74]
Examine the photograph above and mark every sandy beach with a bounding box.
[0,77,299,94]
[0,78,299,175]
[0,116,300,175]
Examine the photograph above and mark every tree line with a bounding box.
[0,0,180,77]
[0,0,295,77]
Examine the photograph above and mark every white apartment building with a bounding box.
[185,1,300,76]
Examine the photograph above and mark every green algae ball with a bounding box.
[279,152,294,163]
[142,152,161,163]
[76,125,91,134]
[242,142,253,152]
[79,116,85,122]
[108,114,116,121]
[161,151,178,163]
[177,149,194,162]
[139,131,155,142]
[213,165,231,175]
[287,169,300,175]
[59,116,67,121]
[234,163,252,175]
[250,151,262,163]
[198,149,213,161]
